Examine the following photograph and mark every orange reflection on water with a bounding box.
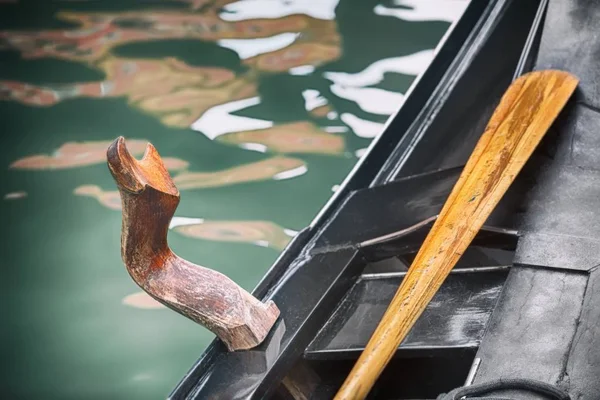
[74,185,122,210]
[73,155,304,209]
[173,156,306,189]
[122,291,165,309]
[218,121,345,155]
[246,41,339,72]
[1,57,258,128]
[10,139,148,170]
[0,11,333,64]
[174,220,294,251]
[1,5,344,136]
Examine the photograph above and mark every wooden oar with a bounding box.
[334,70,578,400]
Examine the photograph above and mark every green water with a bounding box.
[0,1,457,398]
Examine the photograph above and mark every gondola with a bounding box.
[107,0,600,398]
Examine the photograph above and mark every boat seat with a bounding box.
[305,265,509,360]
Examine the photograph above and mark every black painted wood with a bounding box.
[375,0,542,182]
[515,165,600,271]
[535,0,600,109]
[565,267,600,398]
[553,105,600,171]
[514,105,600,271]
[305,267,509,360]
[313,167,519,264]
[473,267,588,398]
[312,168,460,252]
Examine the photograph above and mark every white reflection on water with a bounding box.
[324,126,349,133]
[289,65,315,75]
[122,292,165,310]
[220,0,341,21]
[324,49,437,119]
[218,32,300,59]
[4,191,27,200]
[330,84,404,115]
[302,89,328,111]
[374,0,469,23]
[193,0,468,148]
[355,148,368,158]
[168,217,298,250]
[273,165,308,180]
[239,143,269,153]
[341,113,384,139]
[191,97,273,140]
[169,217,205,229]
[324,49,435,87]
[131,372,154,382]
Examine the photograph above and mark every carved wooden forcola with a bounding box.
[107,137,280,351]
[335,70,579,399]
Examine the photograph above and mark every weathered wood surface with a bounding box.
[334,70,578,399]
[107,137,280,351]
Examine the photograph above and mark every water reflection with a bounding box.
[74,185,122,210]
[1,7,343,128]
[173,156,307,189]
[122,291,166,310]
[217,122,345,155]
[4,191,27,200]
[11,138,190,171]
[0,0,447,140]
[340,113,385,139]
[10,139,148,169]
[191,96,273,139]
[2,58,257,128]
[74,156,306,209]
[219,0,340,21]
[171,218,296,251]
[73,181,295,251]
[1,10,335,63]
[1,0,466,398]
[374,0,469,23]
[324,49,434,86]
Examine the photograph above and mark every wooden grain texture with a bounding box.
[106,137,280,351]
[334,70,578,399]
